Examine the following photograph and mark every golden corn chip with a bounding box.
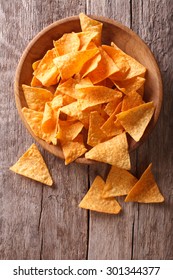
[31,76,42,87]
[60,102,79,117]
[103,166,138,198]
[77,31,99,50]
[76,86,122,110]
[87,111,107,147]
[51,95,63,110]
[102,45,130,79]
[104,98,122,116]
[22,107,57,144]
[88,47,119,84]
[32,59,41,71]
[79,13,103,46]
[57,120,84,142]
[113,76,145,95]
[55,78,78,99]
[122,91,144,111]
[10,144,53,186]
[111,42,146,79]
[77,77,93,87]
[85,132,131,169]
[34,48,59,86]
[53,33,80,55]
[80,53,102,78]
[41,102,57,133]
[61,135,87,165]
[22,84,53,112]
[79,176,121,214]
[125,163,164,203]
[101,102,124,137]
[116,102,155,142]
[53,48,99,80]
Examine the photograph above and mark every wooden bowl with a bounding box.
[14,15,163,164]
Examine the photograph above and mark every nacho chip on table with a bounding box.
[10,144,53,186]
[116,101,155,142]
[22,84,53,112]
[125,163,164,203]
[102,166,138,198]
[85,132,131,169]
[79,176,121,214]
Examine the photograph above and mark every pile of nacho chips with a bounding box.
[21,13,155,166]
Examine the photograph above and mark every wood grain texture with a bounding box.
[0,0,172,260]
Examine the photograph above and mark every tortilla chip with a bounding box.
[10,144,53,186]
[22,84,53,112]
[101,102,123,137]
[111,42,146,79]
[53,48,99,80]
[87,111,107,147]
[51,95,63,110]
[31,76,42,87]
[104,99,122,116]
[102,45,130,79]
[125,163,164,203]
[85,132,131,169]
[116,102,155,142]
[32,60,41,71]
[122,91,144,111]
[88,47,119,84]
[76,86,122,110]
[53,33,80,55]
[22,107,57,144]
[113,76,145,95]
[79,13,103,46]
[61,135,87,165]
[103,166,138,198]
[77,31,99,50]
[41,102,57,133]
[79,176,121,214]
[57,120,84,142]
[80,52,102,78]
[34,48,59,86]
[55,78,78,99]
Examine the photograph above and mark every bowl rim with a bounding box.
[14,14,163,164]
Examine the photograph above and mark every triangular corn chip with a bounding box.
[77,31,99,50]
[88,47,119,84]
[116,102,155,142]
[103,166,138,198]
[53,48,99,80]
[125,163,164,203]
[79,13,103,46]
[122,91,144,111]
[34,48,59,86]
[76,86,122,110]
[41,102,57,133]
[61,135,87,165]
[80,53,101,78]
[53,33,80,55]
[32,59,41,71]
[10,144,53,186]
[87,111,107,146]
[57,120,84,142]
[22,107,57,144]
[22,84,53,112]
[104,99,122,116]
[111,42,146,79]
[31,76,42,87]
[79,176,121,214]
[85,132,131,169]
[113,76,145,95]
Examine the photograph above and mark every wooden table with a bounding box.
[0,0,172,260]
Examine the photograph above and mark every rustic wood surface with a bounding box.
[0,0,172,260]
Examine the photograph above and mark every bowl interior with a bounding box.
[15,16,162,164]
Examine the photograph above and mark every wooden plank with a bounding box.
[0,0,88,260]
[131,0,173,259]
[86,0,138,260]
